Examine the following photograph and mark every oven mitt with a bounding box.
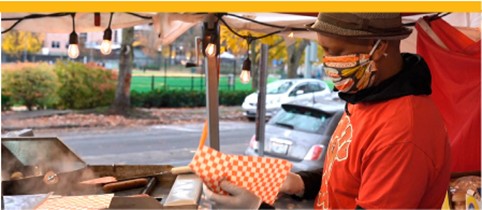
[189,145,292,205]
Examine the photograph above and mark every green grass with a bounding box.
[131,75,278,92]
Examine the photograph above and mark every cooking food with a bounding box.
[102,178,149,193]
[10,171,24,180]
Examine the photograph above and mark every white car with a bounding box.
[241,79,334,121]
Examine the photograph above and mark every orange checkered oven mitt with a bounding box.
[189,146,292,205]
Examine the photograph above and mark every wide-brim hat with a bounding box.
[307,13,412,40]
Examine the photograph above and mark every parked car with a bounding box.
[241,79,334,121]
[245,100,344,172]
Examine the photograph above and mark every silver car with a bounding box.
[245,100,344,172]
[241,79,334,121]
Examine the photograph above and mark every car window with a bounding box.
[308,82,324,92]
[290,83,308,96]
[267,80,293,94]
[269,108,331,134]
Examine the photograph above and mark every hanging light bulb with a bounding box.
[68,42,79,59]
[100,13,113,55]
[100,37,112,55]
[240,57,251,84]
[100,28,112,55]
[288,32,294,38]
[205,43,216,57]
[240,36,252,84]
[68,13,79,59]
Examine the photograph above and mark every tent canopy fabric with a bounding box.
[416,17,481,173]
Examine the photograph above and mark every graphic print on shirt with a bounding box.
[316,115,353,209]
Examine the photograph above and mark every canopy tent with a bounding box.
[1,12,318,45]
[2,12,480,173]
[5,12,478,51]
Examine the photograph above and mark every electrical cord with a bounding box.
[2,13,73,34]
[218,15,285,42]
[2,12,152,33]
[126,12,152,20]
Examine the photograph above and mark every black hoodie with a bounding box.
[339,53,432,105]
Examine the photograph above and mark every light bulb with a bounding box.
[288,32,294,38]
[68,30,79,59]
[101,27,113,55]
[240,70,251,84]
[100,40,112,55]
[205,43,216,57]
[240,57,251,84]
[68,44,79,59]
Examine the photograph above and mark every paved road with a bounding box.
[36,121,255,166]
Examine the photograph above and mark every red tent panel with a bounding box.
[416,17,481,173]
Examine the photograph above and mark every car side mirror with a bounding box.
[296,90,304,95]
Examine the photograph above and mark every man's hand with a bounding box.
[204,181,262,209]
[280,172,305,195]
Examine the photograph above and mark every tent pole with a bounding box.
[256,44,269,156]
[204,14,220,151]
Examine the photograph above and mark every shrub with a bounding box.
[54,61,117,109]
[131,89,250,108]
[1,92,12,111]
[219,90,251,106]
[2,62,59,110]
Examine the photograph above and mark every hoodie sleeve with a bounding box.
[297,169,323,199]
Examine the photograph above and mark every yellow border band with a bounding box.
[0,1,479,12]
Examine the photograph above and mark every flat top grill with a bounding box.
[1,137,188,209]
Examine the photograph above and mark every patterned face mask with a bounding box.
[323,40,381,93]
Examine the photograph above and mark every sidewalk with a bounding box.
[2,109,73,120]
[1,106,246,132]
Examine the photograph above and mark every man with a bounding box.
[205,13,451,209]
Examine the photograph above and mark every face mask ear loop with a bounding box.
[366,39,382,74]
[368,39,382,56]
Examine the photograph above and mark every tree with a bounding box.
[1,30,44,59]
[221,26,313,88]
[111,27,134,114]
[287,40,310,78]
[135,26,159,59]
[136,24,202,69]
[220,25,288,89]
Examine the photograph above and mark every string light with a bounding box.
[288,32,294,38]
[4,12,309,62]
[67,13,79,59]
[240,57,251,84]
[205,43,216,57]
[100,13,114,55]
[240,36,252,84]
[202,14,219,58]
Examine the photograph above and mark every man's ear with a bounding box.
[371,40,388,62]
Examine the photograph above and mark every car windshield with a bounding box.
[269,107,330,134]
[266,80,293,94]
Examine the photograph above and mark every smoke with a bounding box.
[2,137,177,199]
[2,138,99,195]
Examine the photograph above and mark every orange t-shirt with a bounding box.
[315,95,451,209]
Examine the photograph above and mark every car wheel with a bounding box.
[247,116,256,121]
